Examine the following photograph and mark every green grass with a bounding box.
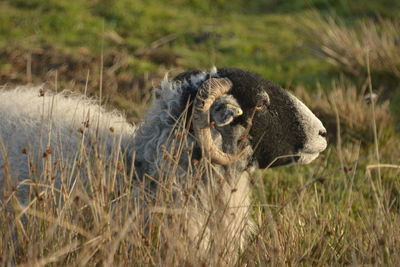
[2,0,396,89]
[2,0,400,120]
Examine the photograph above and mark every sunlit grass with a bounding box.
[1,0,400,265]
[1,79,399,265]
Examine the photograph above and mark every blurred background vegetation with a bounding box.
[1,0,399,122]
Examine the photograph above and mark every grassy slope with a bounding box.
[2,0,399,115]
[3,0,395,88]
[0,0,399,265]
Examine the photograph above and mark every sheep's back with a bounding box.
[0,87,136,200]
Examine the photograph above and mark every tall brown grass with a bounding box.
[302,14,400,79]
[1,80,400,266]
[295,80,395,145]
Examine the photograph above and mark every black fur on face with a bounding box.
[173,68,325,168]
[216,68,307,167]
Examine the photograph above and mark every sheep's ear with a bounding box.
[210,101,243,127]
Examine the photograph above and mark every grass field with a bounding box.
[1,0,400,265]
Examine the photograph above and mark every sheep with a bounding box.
[131,67,327,263]
[0,67,327,264]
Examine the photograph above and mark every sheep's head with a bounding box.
[180,68,327,168]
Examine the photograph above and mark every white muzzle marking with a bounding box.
[288,92,327,164]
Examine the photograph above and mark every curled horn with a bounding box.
[193,77,251,165]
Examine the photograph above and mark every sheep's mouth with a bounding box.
[266,155,301,168]
[296,151,321,164]
[267,151,320,168]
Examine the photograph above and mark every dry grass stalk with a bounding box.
[1,98,400,265]
[302,14,400,78]
[294,80,394,144]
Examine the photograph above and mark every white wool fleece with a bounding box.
[0,87,135,182]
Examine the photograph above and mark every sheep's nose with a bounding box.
[319,130,327,138]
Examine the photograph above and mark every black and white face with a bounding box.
[173,67,327,168]
[215,68,327,168]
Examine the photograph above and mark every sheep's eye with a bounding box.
[214,104,223,112]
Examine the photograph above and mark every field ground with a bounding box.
[1,0,400,265]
